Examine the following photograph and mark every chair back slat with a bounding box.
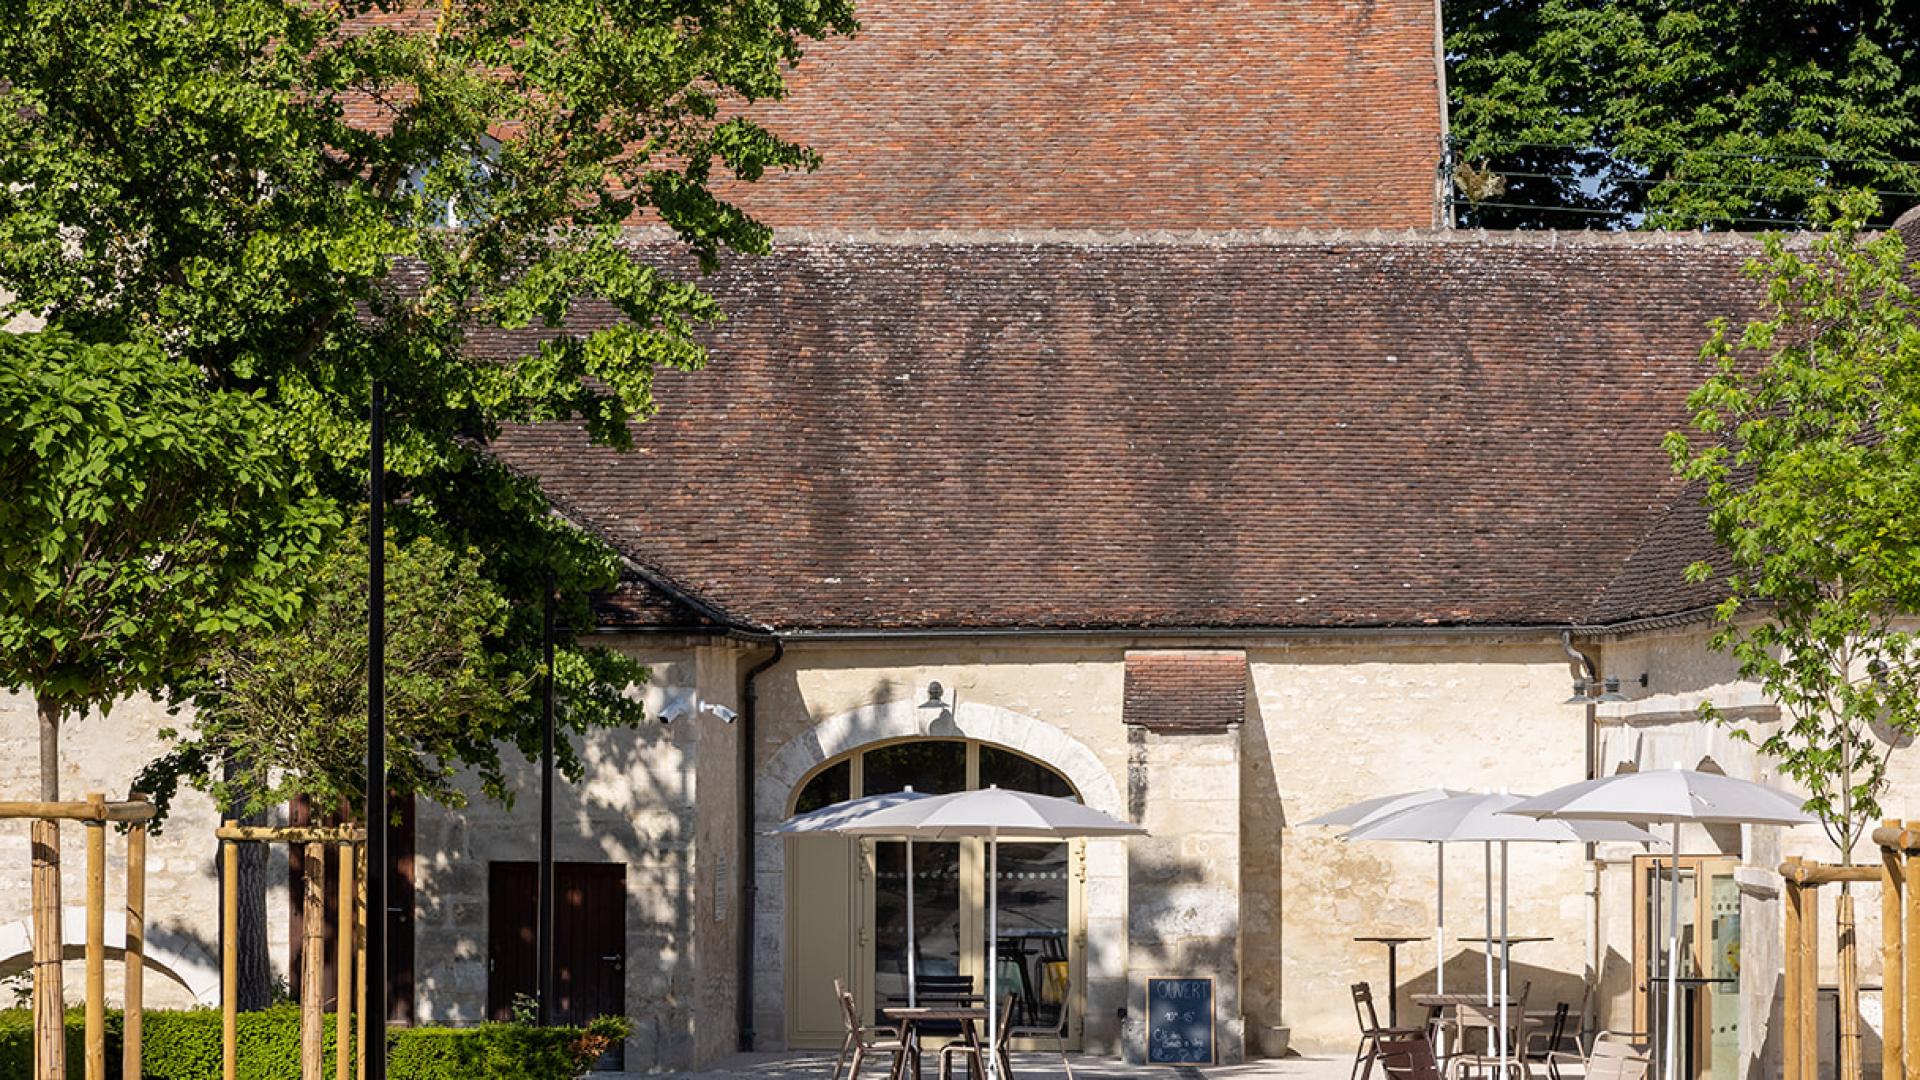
[1588,1038,1651,1080]
[1351,982,1385,1033]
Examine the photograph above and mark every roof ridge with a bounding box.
[612,224,1804,250]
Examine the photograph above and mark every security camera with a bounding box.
[701,702,739,724]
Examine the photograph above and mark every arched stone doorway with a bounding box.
[753,699,1127,1052]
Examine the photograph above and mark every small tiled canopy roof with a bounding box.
[487,230,1768,633]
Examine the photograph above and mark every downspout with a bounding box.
[1432,0,1455,228]
[1561,630,1603,1040]
[738,636,784,1052]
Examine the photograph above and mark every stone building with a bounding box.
[3,0,1915,1075]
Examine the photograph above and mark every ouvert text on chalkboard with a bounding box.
[1146,976,1215,1064]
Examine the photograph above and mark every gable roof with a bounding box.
[486,230,1765,634]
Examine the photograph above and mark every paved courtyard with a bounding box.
[636,1051,1355,1079]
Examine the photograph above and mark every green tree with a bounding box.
[0,0,848,806]
[0,327,335,1038]
[0,329,336,802]
[1669,191,1920,1079]
[134,522,623,827]
[1448,1,1920,229]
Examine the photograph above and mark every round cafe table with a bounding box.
[1354,935,1428,1027]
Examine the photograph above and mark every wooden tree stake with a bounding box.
[124,799,147,1080]
[302,842,325,1080]
[1786,869,1803,1080]
[32,817,65,1080]
[355,841,367,1080]
[83,794,105,1080]
[1803,880,1820,1080]
[1906,822,1920,1080]
[222,827,239,1080]
[337,845,354,1080]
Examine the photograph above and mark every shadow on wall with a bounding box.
[0,909,221,1004]
[1239,680,1285,1050]
[408,711,697,1072]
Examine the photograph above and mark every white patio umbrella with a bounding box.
[1303,789,1472,1020]
[842,787,1147,1079]
[1348,792,1654,1080]
[1503,767,1816,1080]
[771,788,933,1004]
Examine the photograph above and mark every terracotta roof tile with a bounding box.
[725,0,1443,230]
[485,232,1766,632]
[1123,650,1248,732]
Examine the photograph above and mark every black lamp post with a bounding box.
[537,579,556,1026]
[365,382,388,1080]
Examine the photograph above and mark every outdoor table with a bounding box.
[883,1005,992,1080]
[1454,935,1553,947]
[1354,934,1428,1026]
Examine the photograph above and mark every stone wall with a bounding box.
[0,690,282,1010]
[410,643,707,1071]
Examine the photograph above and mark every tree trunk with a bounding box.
[31,692,65,1080]
[222,755,273,1010]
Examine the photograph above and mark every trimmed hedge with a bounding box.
[0,1006,629,1080]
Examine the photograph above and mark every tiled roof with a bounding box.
[485,231,1767,632]
[1123,651,1249,732]
[719,0,1444,230]
[336,1,1444,232]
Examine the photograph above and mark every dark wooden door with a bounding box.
[487,862,627,1068]
[290,795,415,1022]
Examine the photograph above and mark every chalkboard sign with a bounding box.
[1146,977,1215,1064]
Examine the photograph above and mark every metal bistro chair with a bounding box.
[1353,982,1427,1080]
[1545,1031,1651,1080]
[833,979,907,1080]
[940,993,1018,1080]
[913,973,979,1039]
[1445,1001,1533,1080]
[1007,976,1074,1079]
[1377,1033,1445,1080]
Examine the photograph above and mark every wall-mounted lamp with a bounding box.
[1566,675,1628,704]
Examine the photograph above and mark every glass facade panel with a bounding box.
[792,759,850,815]
[864,740,967,796]
[874,841,965,1006]
[985,842,1070,1030]
[980,745,1076,799]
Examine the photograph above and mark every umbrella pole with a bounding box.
[1499,840,1510,1080]
[1436,843,1447,1059]
[988,832,1000,1080]
[1666,822,1681,1080]
[907,839,917,1008]
[1483,842,1494,1010]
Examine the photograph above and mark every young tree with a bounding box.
[0,328,334,1048]
[1667,191,1920,1080]
[135,521,621,825]
[1448,1,1920,230]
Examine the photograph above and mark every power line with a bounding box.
[1465,137,1920,171]
[1459,200,1813,228]
[1488,168,1920,201]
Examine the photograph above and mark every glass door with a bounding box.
[985,841,1071,1033]
[1634,855,1739,1079]
[874,840,964,1006]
